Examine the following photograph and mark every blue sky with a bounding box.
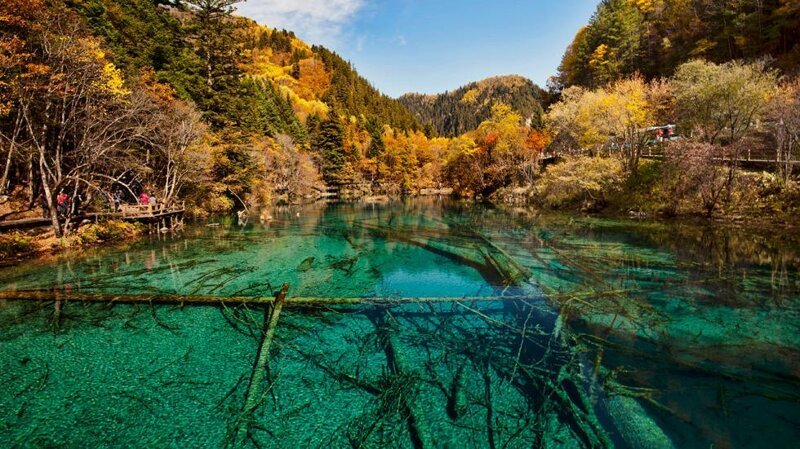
[235,0,598,97]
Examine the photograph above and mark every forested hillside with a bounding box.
[557,0,800,88]
[536,0,800,221]
[68,0,420,132]
[4,0,797,242]
[399,75,546,136]
[1,0,442,235]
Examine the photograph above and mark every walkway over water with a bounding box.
[0,206,185,232]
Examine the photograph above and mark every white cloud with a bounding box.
[392,34,407,46]
[235,0,365,47]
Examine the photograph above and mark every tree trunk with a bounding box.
[234,283,290,447]
[0,111,23,195]
[26,154,34,207]
[0,145,13,195]
[39,151,60,237]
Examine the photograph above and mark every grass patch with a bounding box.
[76,220,143,244]
[0,233,38,259]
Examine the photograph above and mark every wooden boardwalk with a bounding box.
[0,207,185,232]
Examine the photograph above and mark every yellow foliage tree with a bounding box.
[546,75,660,172]
[460,88,479,104]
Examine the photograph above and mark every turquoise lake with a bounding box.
[0,198,798,448]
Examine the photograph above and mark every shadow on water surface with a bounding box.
[0,198,798,448]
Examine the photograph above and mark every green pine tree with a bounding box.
[366,117,385,158]
[313,117,346,185]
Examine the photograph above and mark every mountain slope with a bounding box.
[557,0,800,88]
[68,0,420,131]
[398,75,546,137]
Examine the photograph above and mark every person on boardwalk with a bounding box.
[148,194,157,214]
[56,190,71,218]
[139,191,150,207]
[112,190,121,212]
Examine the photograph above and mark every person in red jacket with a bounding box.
[56,190,71,218]
[139,191,150,206]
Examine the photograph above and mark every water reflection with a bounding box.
[0,198,798,448]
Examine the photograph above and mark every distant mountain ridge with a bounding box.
[398,75,546,136]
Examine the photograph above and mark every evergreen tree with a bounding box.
[313,116,346,184]
[291,61,301,79]
[366,117,385,158]
[182,0,244,127]
[183,0,243,90]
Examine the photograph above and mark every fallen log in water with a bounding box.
[0,290,541,305]
[232,283,289,448]
[369,309,434,449]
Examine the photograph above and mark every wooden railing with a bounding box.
[118,201,185,218]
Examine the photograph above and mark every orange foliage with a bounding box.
[524,130,552,154]
[479,130,500,151]
[295,58,331,100]
[0,0,44,28]
[137,68,177,105]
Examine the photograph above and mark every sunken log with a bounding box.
[0,290,539,305]
[233,283,289,447]
[369,310,434,449]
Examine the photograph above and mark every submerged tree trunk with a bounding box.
[369,309,434,449]
[233,283,289,448]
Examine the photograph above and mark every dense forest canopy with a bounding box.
[556,0,800,88]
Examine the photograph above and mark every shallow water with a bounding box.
[0,199,798,448]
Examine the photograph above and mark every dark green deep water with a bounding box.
[0,199,798,448]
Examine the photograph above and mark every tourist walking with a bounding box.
[56,190,71,218]
[148,194,157,213]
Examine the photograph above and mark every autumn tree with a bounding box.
[0,2,211,234]
[473,104,527,192]
[264,134,323,202]
[546,76,664,172]
[444,104,529,195]
[208,131,260,209]
[546,86,607,152]
[8,5,147,235]
[519,130,552,184]
[766,78,800,183]
[0,0,43,197]
[672,59,777,145]
[133,74,207,204]
[661,141,728,216]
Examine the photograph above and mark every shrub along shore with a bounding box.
[0,221,143,262]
